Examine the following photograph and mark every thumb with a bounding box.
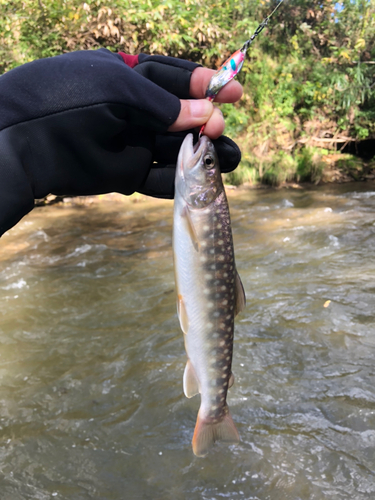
[168,99,214,132]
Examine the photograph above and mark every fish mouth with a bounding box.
[180,134,209,176]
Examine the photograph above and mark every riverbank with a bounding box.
[223,148,375,187]
[35,154,375,207]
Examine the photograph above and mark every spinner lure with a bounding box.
[199,0,284,137]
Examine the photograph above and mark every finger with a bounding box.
[200,107,225,139]
[168,99,214,133]
[190,67,243,102]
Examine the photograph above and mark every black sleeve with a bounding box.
[0,49,199,235]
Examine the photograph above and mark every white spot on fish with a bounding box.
[219,340,225,347]
[221,286,227,291]
[213,312,220,318]
[218,255,225,261]
[208,302,214,308]
[226,315,231,319]
[201,241,207,247]
[224,349,229,354]
[210,249,215,254]
[218,240,224,246]
[223,273,228,278]
[203,225,210,231]
[204,289,210,295]
[205,274,213,279]
[200,255,207,262]
[222,300,228,306]
[207,322,214,328]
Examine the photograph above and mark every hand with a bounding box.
[169,67,243,138]
[0,50,243,236]
[132,54,243,198]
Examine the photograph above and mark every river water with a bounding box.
[0,183,374,500]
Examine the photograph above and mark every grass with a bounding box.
[223,146,372,187]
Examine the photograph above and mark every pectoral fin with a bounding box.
[234,271,246,316]
[183,359,200,398]
[177,294,189,334]
[182,206,200,252]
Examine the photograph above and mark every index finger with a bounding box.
[190,67,243,103]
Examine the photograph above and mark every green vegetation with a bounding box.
[1,0,374,185]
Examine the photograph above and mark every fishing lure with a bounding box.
[199,0,284,137]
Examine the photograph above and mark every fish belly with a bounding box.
[174,192,236,419]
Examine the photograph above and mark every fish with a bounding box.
[173,133,246,457]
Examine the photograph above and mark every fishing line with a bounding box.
[241,0,285,53]
[199,0,285,137]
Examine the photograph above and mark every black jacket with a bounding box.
[0,49,240,236]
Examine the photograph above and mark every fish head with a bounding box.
[175,134,224,209]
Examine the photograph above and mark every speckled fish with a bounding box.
[173,133,246,457]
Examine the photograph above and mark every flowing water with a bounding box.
[0,183,374,500]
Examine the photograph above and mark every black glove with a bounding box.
[0,49,241,236]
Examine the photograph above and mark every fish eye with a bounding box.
[204,155,215,169]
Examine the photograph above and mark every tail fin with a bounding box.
[192,408,239,457]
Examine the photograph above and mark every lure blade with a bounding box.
[205,47,247,100]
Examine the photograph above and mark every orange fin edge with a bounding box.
[192,408,239,457]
